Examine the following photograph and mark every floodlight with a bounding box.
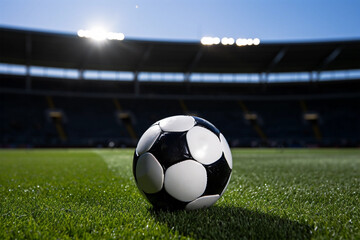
[201,37,220,46]
[77,28,125,41]
[213,37,220,45]
[253,38,260,45]
[229,38,235,45]
[236,38,261,46]
[90,28,107,41]
[202,36,259,46]
[221,37,235,45]
[247,38,254,45]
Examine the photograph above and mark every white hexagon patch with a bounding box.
[186,126,222,165]
[164,160,207,202]
[136,124,162,155]
[136,153,164,194]
[185,195,220,210]
[159,115,195,132]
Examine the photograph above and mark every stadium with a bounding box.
[0,14,360,240]
[1,27,359,148]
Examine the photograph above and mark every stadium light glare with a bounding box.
[200,37,209,45]
[77,29,86,38]
[229,38,235,45]
[77,28,125,41]
[202,36,259,47]
[91,28,107,41]
[236,38,247,46]
[236,38,261,46]
[221,37,235,45]
[201,37,220,46]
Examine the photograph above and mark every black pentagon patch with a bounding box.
[203,154,232,196]
[149,131,193,169]
[145,188,188,210]
[193,116,220,136]
[133,151,139,182]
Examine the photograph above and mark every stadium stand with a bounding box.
[1,27,360,148]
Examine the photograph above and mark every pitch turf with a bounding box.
[0,149,359,239]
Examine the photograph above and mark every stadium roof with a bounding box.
[1,27,360,74]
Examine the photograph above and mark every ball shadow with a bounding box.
[149,206,311,239]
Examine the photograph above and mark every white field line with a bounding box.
[93,150,133,178]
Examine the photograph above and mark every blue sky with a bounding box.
[0,0,360,42]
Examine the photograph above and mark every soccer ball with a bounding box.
[133,115,232,210]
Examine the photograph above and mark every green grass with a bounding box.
[0,149,359,239]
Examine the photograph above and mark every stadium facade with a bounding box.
[1,27,359,148]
